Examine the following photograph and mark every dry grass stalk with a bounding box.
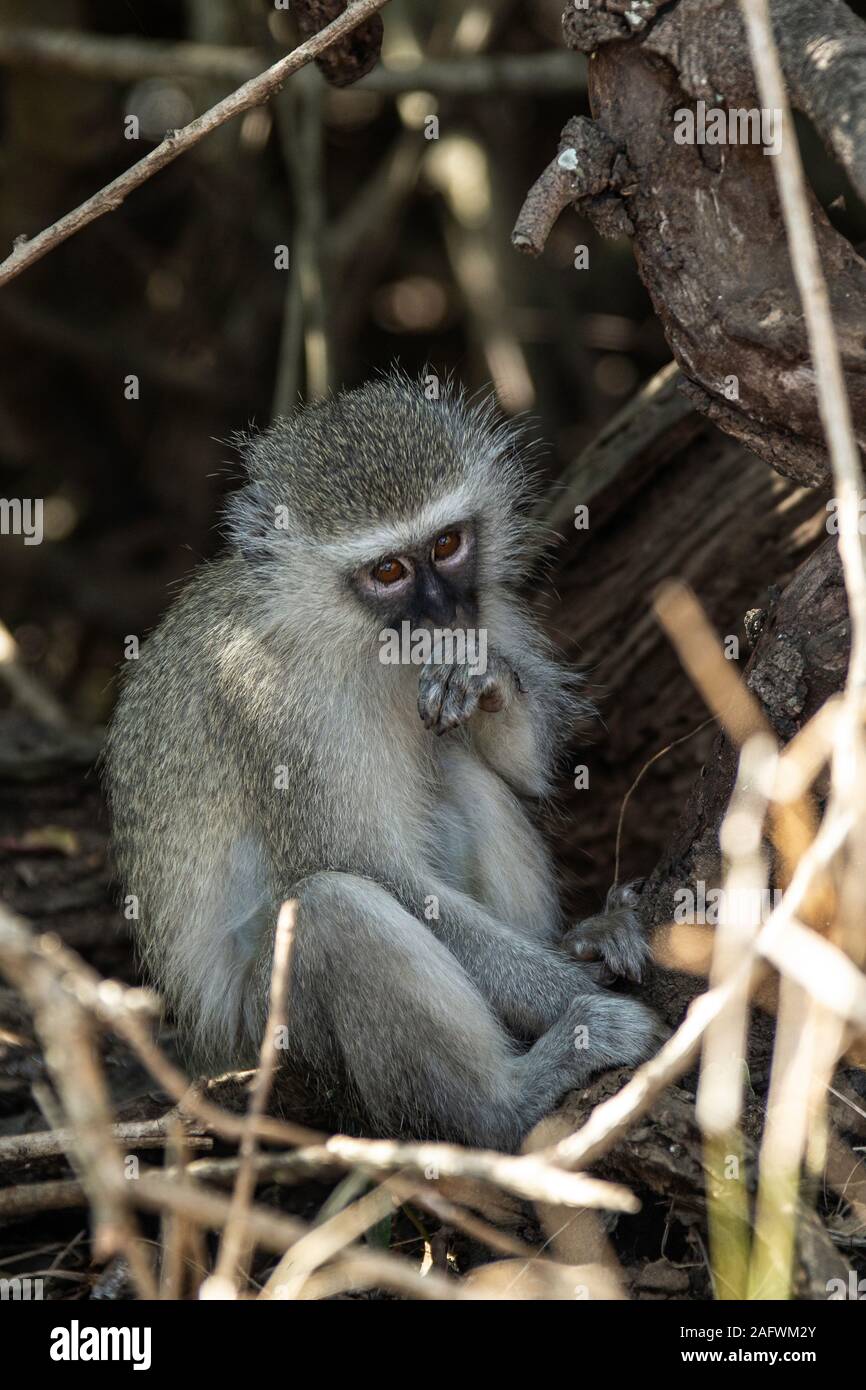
[208,900,297,1295]
[0,906,157,1296]
[697,734,776,1298]
[736,0,866,1301]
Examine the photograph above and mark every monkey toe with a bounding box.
[564,881,651,984]
[562,991,663,1081]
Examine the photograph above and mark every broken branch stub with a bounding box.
[512,115,632,256]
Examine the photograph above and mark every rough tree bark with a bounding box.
[517,7,866,1257]
[535,368,832,940]
[518,0,864,985]
[515,0,866,487]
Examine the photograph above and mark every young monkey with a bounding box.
[104,374,659,1151]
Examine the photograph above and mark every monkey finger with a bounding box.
[571,956,617,987]
[478,684,506,713]
[568,939,603,962]
[599,930,651,983]
[437,675,480,734]
[417,668,448,729]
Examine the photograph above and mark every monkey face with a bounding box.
[352,520,479,627]
[224,378,543,648]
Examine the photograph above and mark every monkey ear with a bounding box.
[224,480,276,567]
[228,428,271,485]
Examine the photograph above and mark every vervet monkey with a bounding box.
[105,375,659,1151]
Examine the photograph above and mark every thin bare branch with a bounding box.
[0,27,584,94]
[0,620,71,730]
[0,1113,210,1166]
[131,1171,462,1301]
[0,0,393,289]
[0,905,157,1296]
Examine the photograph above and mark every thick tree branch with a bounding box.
[568,0,866,207]
[514,0,866,488]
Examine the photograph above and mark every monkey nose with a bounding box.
[423,596,457,624]
[415,570,457,625]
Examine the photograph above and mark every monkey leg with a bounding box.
[264,871,659,1151]
[422,878,603,1039]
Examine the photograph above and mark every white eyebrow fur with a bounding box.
[317,486,479,566]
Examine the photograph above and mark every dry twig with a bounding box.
[0,0,393,288]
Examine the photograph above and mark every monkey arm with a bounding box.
[469,655,572,797]
[468,597,588,798]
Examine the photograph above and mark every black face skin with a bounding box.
[352,520,479,628]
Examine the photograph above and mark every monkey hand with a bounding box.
[562,882,651,984]
[418,650,521,736]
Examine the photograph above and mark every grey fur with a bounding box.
[104,375,660,1152]
[563,883,653,985]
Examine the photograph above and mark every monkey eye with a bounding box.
[371,557,406,586]
[432,531,461,562]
